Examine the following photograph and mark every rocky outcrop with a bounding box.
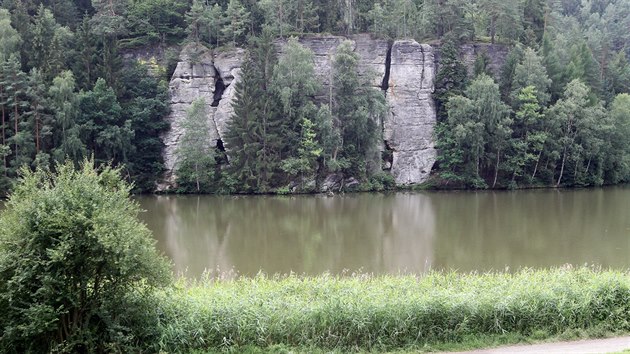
[384,40,437,185]
[160,36,440,190]
[158,44,243,191]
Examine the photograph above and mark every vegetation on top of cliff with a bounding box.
[0,0,629,193]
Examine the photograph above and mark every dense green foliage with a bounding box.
[0,0,629,192]
[0,161,171,352]
[154,268,630,352]
[192,35,385,193]
[0,2,171,195]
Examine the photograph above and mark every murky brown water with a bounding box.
[134,188,630,278]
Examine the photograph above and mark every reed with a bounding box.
[153,267,630,352]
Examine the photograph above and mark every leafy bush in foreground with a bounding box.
[0,161,171,353]
[156,268,630,352]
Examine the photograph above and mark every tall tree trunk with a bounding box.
[1,86,6,175]
[532,148,543,179]
[14,95,18,161]
[556,146,567,187]
[35,111,40,154]
[492,149,500,188]
[195,161,200,192]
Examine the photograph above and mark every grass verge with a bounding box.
[153,268,630,353]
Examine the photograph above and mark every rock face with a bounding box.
[160,36,440,190]
[385,40,437,185]
[158,44,243,191]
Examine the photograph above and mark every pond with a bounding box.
[135,187,630,278]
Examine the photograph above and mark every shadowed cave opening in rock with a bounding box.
[212,76,225,107]
[383,140,394,170]
[215,138,228,165]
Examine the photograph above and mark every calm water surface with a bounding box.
[135,188,630,278]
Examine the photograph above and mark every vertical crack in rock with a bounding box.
[384,40,437,185]
[381,41,393,95]
[212,69,226,107]
[215,138,228,165]
[419,44,425,90]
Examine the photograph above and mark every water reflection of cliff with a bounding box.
[138,188,630,278]
[137,193,436,278]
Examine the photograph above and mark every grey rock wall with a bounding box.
[158,44,243,191]
[385,40,437,185]
[160,36,440,190]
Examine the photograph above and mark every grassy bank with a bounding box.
[153,268,630,352]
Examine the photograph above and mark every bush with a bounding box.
[0,161,171,353]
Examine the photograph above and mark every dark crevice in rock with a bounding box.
[215,138,228,164]
[381,41,393,94]
[383,140,394,170]
[212,74,226,107]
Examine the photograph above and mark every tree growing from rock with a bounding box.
[176,98,214,192]
[222,0,250,46]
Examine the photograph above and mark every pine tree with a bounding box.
[27,68,53,157]
[185,0,206,45]
[74,16,98,90]
[2,57,30,171]
[30,5,74,82]
[222,0,250,46]
[473,51,492,77]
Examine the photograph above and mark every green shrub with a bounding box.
[0,161,171,353]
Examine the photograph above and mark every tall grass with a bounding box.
[153,268,630,352]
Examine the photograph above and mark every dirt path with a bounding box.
[447,336,630,354]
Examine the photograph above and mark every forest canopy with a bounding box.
[0,0,628,194]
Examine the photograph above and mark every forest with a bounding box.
[0,0,629,194]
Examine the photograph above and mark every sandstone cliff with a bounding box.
[159,36,441,191]
[385,40,436,185]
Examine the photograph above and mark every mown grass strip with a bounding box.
[155,268,630,352]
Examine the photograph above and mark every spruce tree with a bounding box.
[434,33,468,121]
[225,32,283,192]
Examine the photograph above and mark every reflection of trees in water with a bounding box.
[139,195,235,277]
[138,193,437,278]
[432,188,630,272]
